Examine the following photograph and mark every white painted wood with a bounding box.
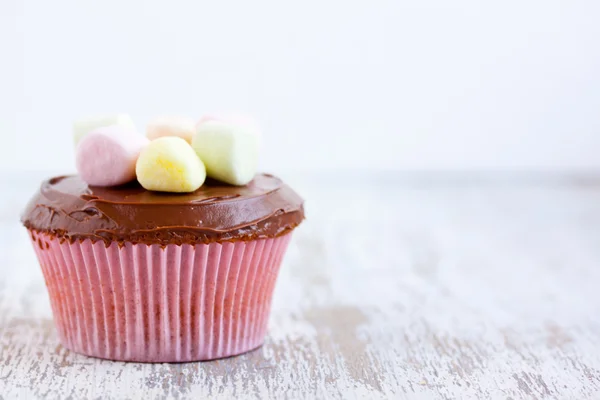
[1,173,600,399]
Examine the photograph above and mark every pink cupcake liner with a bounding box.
[28,230,292,362]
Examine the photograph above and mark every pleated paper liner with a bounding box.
[29,230,292,362]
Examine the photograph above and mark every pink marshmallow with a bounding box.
[76,126,149,187]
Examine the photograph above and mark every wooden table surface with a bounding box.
[1,173,599,399]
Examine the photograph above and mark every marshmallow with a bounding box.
[192,119,260,186]
[146,116,196,143]
[73,114,136,145]
[76,126,149,187]
[136,136,206,193]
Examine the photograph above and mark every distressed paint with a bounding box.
[1,176,600,399]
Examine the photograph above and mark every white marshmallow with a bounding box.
[146,116,196,143]
[136,136,206,193]
[192,120,260,186]
[73,114,136,145]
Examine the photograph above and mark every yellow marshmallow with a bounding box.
[136,137,206,193]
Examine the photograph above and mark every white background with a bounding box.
[1,0,599,174]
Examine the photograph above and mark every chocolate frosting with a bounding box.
[21,174,304,245]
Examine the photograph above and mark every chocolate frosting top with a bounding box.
[21,174,304,245]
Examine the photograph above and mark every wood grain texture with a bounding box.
[1,174,600,399]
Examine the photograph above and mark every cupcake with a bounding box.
[21,114,304,362]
